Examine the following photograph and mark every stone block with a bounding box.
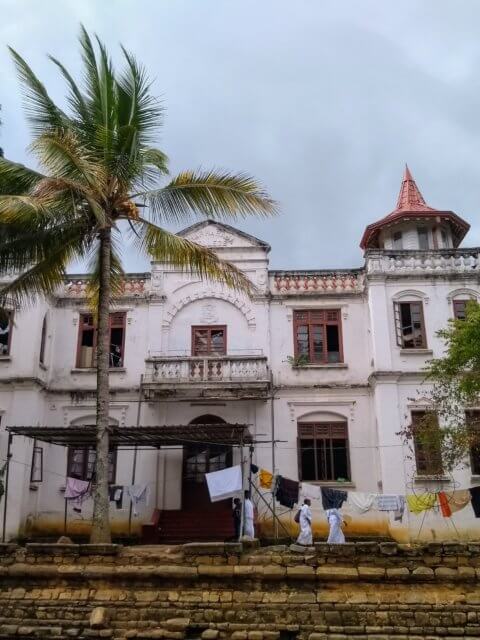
[357,566,385,580]
[262,565,286,580]
[411,566,434,580]
[202,631,219,640]
[79,544,120,555]
[458,566,476,580]
[435,567,458,580]
[183,543,241,555]
[18,627,35,636]
[309,634,328,640]
[287,592,316,604]
[386,567,410,580]
[286,566,315,580]
[162,618,190,631]
[379,543,398,556]
[289,544,315,554]
[154,566,198,579]
[198,565,234,577]
[316,566,358,581]
[248,633,263,640]
[90,606,109,629]
[231,632,248,640]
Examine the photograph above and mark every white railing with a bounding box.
[366,249,480,276]
[144,355,269,384]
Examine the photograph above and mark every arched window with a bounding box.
[39,314,47,365]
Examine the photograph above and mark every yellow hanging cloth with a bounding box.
[259,469,273,489]
[406,493,437,514]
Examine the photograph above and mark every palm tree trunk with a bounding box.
[90,226,112,544]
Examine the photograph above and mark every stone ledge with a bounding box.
[183,543,242,555]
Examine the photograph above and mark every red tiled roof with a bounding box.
[360,166,469,250]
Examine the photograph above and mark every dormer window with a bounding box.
[441,229,450,248]
[392,231,403,249]
[417,227,429,250]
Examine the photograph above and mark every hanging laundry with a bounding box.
[275,476,299,508]
[469,486,480,517]
[127,484,150,517]
[65,477,91,512]
[348,492,376,513]
[326,508,345,544]
[375,495,405,521]
[406,492,436,514]
[444,489,471,514]
[300,483,322,501]
[437,492,452,518]
[250,463,259,475]
[109,485,124,509]
[321,487,347,510]
[259,469,273,490]
[205,465,242,503]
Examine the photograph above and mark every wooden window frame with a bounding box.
[393,301,427,349]
[67,446,117,484]
[191,325,227,357]
[293,309,343,364]
[392,231,403,249]
[76,312,126,369]
[39,314,47,365]
[411,411,443,476]
[30,444,43,483]
[0,310,13,356]
[417,226,430,250]
[297,422,350,482]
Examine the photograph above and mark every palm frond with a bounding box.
[48,55,90,125]
[138,170,277,225]
[142,148,169,175]
[118,46,163,145]
[131,218,254,294]
[0,157,45,195]
[8,47,67,134]
[30,130,106,191]
[0,226,87,307]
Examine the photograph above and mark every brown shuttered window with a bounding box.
[297,422,350,482]
[293,310,343,364]
[76,312,126,368]
[67,446,117,483]
[192,326,227,356]
[393,302,427,349]
[411,411,443,476]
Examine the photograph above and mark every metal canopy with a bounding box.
[7,424,252,448]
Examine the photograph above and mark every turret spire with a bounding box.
[395,164,432,212]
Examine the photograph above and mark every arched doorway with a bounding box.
[182,415,232,511]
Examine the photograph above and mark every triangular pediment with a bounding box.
[178,220,270,251]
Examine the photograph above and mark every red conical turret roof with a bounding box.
[394,165,435,213]
[360,166,469,250]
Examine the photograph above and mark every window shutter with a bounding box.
[393,302,403,347]
[298,424,314,437]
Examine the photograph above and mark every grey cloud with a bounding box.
[1,0,480,270]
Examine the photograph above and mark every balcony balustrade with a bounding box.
[366,248,480,277]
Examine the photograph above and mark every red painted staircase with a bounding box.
[142,507,236,544]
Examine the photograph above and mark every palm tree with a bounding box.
[0,27,275,543]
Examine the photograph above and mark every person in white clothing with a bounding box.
[326,508,345,544]
[296,498,313,545]
[243,491,255,538]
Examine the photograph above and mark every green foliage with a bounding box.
[287,354,310,367]
[400,301,480,474]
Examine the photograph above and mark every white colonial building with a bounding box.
[1,167,480,544]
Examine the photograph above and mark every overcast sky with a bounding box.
[2,0,480,270]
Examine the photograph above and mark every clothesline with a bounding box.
[251,464,480,520]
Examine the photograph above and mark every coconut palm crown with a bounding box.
[0,27,276,543]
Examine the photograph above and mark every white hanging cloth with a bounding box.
[205,465,242,502]
[348,492,376,513]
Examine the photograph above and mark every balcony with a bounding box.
[366,248,480,278]
[143,351,271,400]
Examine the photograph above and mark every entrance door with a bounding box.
[182,415,232,511]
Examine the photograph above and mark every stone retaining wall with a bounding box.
[1,542,480,640]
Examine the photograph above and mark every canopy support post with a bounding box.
[2,433,13,542]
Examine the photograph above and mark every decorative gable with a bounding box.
[178,220,270,251]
